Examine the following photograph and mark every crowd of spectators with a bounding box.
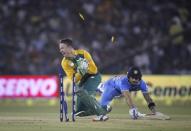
[0,0,191,75]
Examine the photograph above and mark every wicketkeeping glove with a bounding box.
[76,58,88,75]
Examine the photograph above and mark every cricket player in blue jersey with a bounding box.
[98,66,157,119]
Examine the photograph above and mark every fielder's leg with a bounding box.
[76,89,107,116]
[75,73,102,116]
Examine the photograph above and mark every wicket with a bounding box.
[72,74,76,121]
[59,72,69,122]
[59,67,76,122]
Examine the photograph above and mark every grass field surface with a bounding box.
[0,99,191,131]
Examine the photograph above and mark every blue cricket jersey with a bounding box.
[109,75,148,93]
[99,75,148,106]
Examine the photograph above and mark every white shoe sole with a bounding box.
[92,116,109,122]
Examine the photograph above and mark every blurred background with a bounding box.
[0,0,191,75]
[0,1,191,130]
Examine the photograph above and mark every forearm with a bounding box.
[123,91,140,119]
[74,73,81,83]
[125,97,135,108]
[143,93,156,113]
[88,62,97,74]
[83,50,97,74]
[123,91,135,108]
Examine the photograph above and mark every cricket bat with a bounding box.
[139,112,171,120]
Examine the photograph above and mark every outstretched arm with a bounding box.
[122,91,135,108]
[143,93,156,114]
[122,91,141,119]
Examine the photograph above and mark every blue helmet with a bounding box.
[127,66,142,80]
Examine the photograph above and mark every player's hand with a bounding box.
[76,58,88,75]
[129,107,139,119]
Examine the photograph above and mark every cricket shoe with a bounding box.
[97,83,104,93]
[106,105,112,113]
[74,111,85,117]
[92,115,109,122]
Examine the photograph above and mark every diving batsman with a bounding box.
[97,66,170,120]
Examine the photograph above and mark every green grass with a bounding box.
[0,100,191,131]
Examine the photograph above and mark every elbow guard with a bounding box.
[148,102,156,110]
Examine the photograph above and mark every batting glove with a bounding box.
[129,107,139,119]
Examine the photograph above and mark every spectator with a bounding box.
[0,0,190,75]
